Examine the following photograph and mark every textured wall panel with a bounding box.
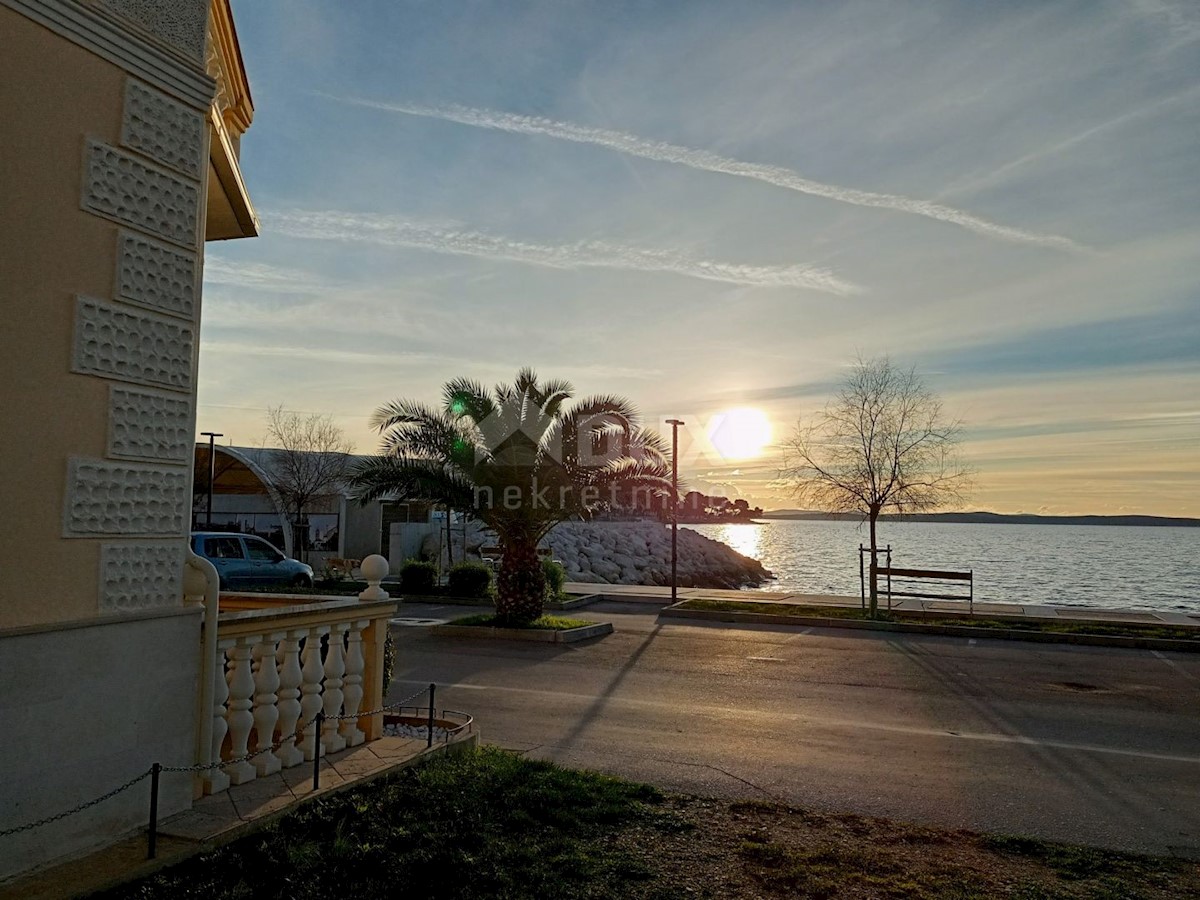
[99,542,185,612]
[82,140,199,247]
[108,386,193,463]
[65,459,189,537]
[121,80,205,179]
[72,297,194,392]
[97,0,208,62]
[114,231,196,319]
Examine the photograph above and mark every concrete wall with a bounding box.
[0,609,202,880]
[388,522,438,573]
[343,499,383,560]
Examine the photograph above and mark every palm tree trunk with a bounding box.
[495,534,545,626]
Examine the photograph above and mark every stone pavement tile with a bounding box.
[227,774,294,819]
[1021,605,1061,618]
[330,754,390,779]
[282,761,345,797]
[192,790,238,816]
[157,808,242,841]
[369,738,424,759]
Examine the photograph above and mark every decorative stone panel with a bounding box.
[64,459,189,537]
[97,0,208,63]
[82,140,199,248]
[72,297,194,392]
[108,386,193,463]
[99,542,185,612]
[115,231,197,320]
[121,80,205,179]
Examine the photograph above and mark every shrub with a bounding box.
[542,558,566,598]
[447,562,492,599]
[399,560,438,595]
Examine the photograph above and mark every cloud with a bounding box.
[203,257,327,293]
[266,208,859,295]
[325,94,1089,253]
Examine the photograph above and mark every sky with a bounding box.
[202,0,1200,516]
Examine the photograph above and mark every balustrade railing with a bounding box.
[198,595,396,795]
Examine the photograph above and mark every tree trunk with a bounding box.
[868,509,879,619]
[494,535,545,626]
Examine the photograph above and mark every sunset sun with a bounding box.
[707,407,772,460]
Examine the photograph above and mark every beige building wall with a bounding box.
[0,0,252,879]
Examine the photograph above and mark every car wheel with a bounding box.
[293,574,313,589]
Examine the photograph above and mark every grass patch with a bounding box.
[449,613,596,630]
[101,749,1198,900]
[676,599,1200,642]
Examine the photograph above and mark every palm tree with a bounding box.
[352,369,673,624]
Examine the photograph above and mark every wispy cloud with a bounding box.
[203,257,327,293]
[325,94,1088,254]
[266,209,859,295]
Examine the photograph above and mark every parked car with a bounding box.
[190,531,314,590]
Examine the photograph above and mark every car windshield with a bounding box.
[204,537,244,560]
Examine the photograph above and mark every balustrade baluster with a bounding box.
[223,637,257,784]
[204,642,232,794]
[299,627,327,761]
[322,623,348,753]
[251,635,283,776]
[339,620,367,746]
[274,630,305,767]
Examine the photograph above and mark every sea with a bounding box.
[687,519,1200,613]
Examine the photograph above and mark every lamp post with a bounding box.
[201,431,223,529]
[666,419,685,602]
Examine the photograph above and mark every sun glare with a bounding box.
[707,407,772,460]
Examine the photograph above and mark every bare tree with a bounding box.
[781,357,971,616]
[264,406,354,560]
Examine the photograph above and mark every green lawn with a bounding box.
[101,748,1198,899]
[676,599,1200,642]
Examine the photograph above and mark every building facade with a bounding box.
[0,0,257,878]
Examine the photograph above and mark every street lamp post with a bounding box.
[666,419,685,603]
[200,431,223,529]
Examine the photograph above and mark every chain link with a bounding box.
[0,769,152,837]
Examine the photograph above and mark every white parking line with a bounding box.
[1152,650,1199,684]
[746,656,784,662]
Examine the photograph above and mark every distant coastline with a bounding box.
[760,510,1200,528]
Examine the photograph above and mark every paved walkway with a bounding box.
[1,733,474,900]
[564,583,1200,628]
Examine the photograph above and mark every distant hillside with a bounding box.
[761,510,1200,527]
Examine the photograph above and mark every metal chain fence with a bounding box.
[0,682,447,858]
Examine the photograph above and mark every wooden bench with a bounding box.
[877,566,974,613]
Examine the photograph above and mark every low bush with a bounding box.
[399,560,438,595]
[447,562,492,598]
[542,558,566,598]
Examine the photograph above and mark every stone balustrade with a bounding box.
[198,596,396,794]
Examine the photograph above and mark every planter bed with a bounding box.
[432,614,613,643]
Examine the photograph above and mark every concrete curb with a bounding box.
[431,621,614,643]
[660,605,1200,653]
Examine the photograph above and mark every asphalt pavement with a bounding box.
[389,600,1200,856]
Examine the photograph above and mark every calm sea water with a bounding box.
[688,519,1200,613]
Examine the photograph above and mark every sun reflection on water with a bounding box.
[706,523,761,560]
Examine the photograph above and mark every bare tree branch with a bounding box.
[779,356,974,615]
[263,406,354,557]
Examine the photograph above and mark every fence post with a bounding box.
[858,545,865,610]
[427,683,436,748]
[312,712,324,791]
[147,762,161,860]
